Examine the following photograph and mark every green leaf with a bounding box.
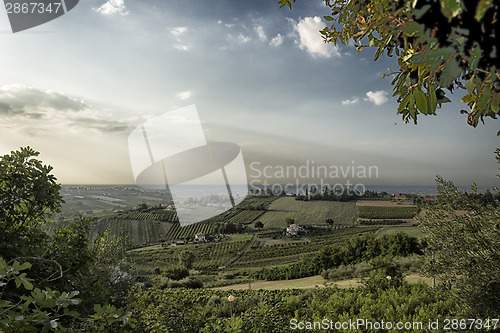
[475,0,492,21]
[414,88,428,115]
[324,16,334,21]
[429,86,437,114]
[440,0,464,18]
[18,262,32,271]
[398,93,412,113]
[414,5,431,19]
[461,94,475,103]
[405,22,424,37]
[491,101,499,114]
[409,103,417,121]
[477,85,491,109]
[22,280,33,291]
[440,58,461,87]
[465,75,476,93]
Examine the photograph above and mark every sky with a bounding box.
[0,0,498,187]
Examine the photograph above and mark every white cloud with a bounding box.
[0,84,132,135]
[0,84,87,115]
[366,90,389,105]
[295,16,338,58]
[170,27,190,51]
[176,91,191,100]
[270,34,283,47]
[230,33,251,44]
[341,97,359,105]
[255,26,267,41]
[217,20,235,28]
[174,45,189,51]
[170,27,187,37]
[94,0,128,16]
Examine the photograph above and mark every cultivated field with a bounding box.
[356,200,415,207]
[256,197,357,229]
[356,201,420,220]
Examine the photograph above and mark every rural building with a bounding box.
[286,223,301,236]
[195,233,206,242]
[395,194,407,201]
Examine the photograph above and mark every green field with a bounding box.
[357,205,420,219]
[256,197,357,228]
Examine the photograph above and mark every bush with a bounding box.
[162,265,189,280]
[322,262,371,280]
[163,277,203,289]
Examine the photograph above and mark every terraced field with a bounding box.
[127,227,380,275]
[128,234,254,274]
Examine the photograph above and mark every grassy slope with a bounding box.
[257,197,356,229]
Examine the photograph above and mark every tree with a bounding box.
[254,221,264,229]
[281,0,499,130]
[178,250,195,269]
[419,172,500,317]
[0,147,63,258]
[325,218,334,227]
[0,147,134,331]
[162,265,190,281]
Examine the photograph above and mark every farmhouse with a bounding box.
[286,223,302,236]
[195,233,206,242]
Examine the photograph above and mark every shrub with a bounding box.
[162,265,189,280]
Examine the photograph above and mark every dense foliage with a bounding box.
[128,282,456,332]
[419,175,500,317]
[0,148,134,332]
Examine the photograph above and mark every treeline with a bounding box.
[254,232,422,281]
